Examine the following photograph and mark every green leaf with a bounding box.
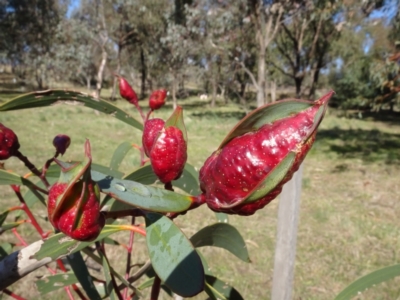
[191,223,250,263]
[215,212,228,223]
[109,141,134,172]
[123,163,200,195]
[334,264,400,300]
[0,169,39,188]
[145,213,204,297]
[34,225,126,261]
[204,275,244,300]
[164,106,187,142]
[92,170,194,213]
[0,90,143,131]
[0,221,23,234]
[0,243,13,261]
[36,272,79,295]
[99,248,119,300]
[0,211,8,226]
[67,251,102,300]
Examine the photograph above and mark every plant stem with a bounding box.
[123,217,136,299]
[15,150,50,189]
[2,289,26,300]
[11,185,46,238]
[150,276,161,300]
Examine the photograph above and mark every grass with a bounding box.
[1,90,400,299]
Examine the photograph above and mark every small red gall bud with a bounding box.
[48,180,105,241]
[149,89,167,110]
[142,118,165,157]
[150,126,187,183]
[0,123,20,160]
[118,76,138,105]
[53,134,71,155]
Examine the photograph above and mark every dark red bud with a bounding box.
[150,126,187,183]
[149,89,167,110]
[53,134,71,155]
[0,123,20,160]
[142,118,165,157]
[48,180,104,241]
[199,93,332,216]
[118,76,138,105]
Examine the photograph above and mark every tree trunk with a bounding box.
[270,80,277,102]
[140,47,146,99]
[256,49,266,107]
[295,77,302,98]
[95,50,107,99]
[86,76,91,91]
[110,45,122,101]
[171,72,178,109]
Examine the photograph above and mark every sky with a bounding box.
[67,0,81,18]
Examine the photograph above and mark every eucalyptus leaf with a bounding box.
[0,90,143,130]
[0,211,8,226]
[191,223,250,263]
[109,141,134,172]
[204,275,244,300]
[334,264,400,300]
[34,225,126,261]
[36,272,79,295]
[67,251,102,300]
[145,213,204,297]
[99,248,119,300]
[92,169,194,213]
[0,243,13,261]
[0,222,23,234]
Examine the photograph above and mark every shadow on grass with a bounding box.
[341,110,400,126]
[316,127,400,164]
[190,110,246,120]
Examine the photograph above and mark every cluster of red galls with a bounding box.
[0,82,333,241]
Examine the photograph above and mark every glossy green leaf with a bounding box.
[81,248,139,295]
[99,248,118,300]
[164,106,187,142]
[215,212,228,223]
[0,169,40,188]
[204,275,244,300]
[36,272,79,295]
[145,213,204,297]
[34,225,125,261]
[0,210,8,226]
[219,91,333,149]
[243,152,296,204]
[334,264,400,300]
[0,90,143,130]
[0,242,13,261]
[191,223,250,263]
[124,163,200,195]
[67,251,102,300]
[0,221,23,234]
[43,162,123,179]
[109,141,134,172]
[137,276,173,296]
[92,170,194,213]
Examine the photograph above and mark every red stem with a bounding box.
[12,228,28,247]
[123,217,136,299]
[2,289,27,300]
[11,185,46,238]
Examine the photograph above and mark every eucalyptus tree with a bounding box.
[272,0,343,99]
[0,0,68,89]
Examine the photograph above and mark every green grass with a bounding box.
[1,91,400,299]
